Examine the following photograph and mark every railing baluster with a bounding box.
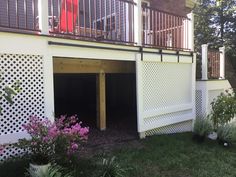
[119,0,121,41]
[110,0,112,40]
[83,0,86,36]
[24,0,27,29]
[7,0,10,27]
[94,0,97,38]
[32,0,35,30]
[89,0,91,37]
[16,0,19,28]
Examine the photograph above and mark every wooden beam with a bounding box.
[53,58,135,74]
[96,71,106,131]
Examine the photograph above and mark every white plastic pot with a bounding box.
[29,163,51,176]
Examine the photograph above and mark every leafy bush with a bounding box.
[193,117,213,136]
[26,165,72,177]
[217,124,236,144]
[210,90,236,129]
[98,156,128,177]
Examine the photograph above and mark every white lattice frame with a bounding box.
[136,51,196,137]
[196,80,232,116]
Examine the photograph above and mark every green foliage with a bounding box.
[26,165,72,177]
[210,90,236,129]
[98,156,127,177]
[194,0,236,68]
[0,73,21,113]
[3,134,236,177]
[217,124,236,143]
[193,117,213,136]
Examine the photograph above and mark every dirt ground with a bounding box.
[80,115,142,157]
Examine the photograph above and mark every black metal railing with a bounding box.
[0,0,39,32]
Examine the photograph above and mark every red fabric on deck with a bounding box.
[60,0,78,32]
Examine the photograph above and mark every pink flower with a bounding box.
[71,142,78,150]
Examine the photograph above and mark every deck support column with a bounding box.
[96,71,106,131]
[38,0,49,35]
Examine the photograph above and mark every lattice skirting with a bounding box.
[145,120,193,136]
[0,53,45,161]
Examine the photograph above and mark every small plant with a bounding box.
[26,164,72,177]
[98,156,127,177]
[210,89,236,129]
[193,117,213,142]
[217,124,236,147]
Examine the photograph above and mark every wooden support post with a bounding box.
[96,71,106,131]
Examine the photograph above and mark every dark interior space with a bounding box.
[54,74,97,127]
[54,72,138,145]
[106,74,137,133]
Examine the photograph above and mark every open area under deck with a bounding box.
[53,58,138,145]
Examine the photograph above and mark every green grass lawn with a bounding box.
[1,133,236,177]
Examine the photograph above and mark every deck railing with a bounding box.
[141,5,191,50]
[0,0,193,50]
[49,0,135,44]
[200,44,225,80]
[0,0,39,32]
[208,50,220,79]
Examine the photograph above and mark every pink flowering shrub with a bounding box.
[54,115,89,161]
[17,115,89,165]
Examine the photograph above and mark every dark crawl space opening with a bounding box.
[53,73,138,144]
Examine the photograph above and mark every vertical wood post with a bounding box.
[201,44,208,80]
[38,0,49,35]
[134,0,142,45]
[187,12,194,51]
[96,71,106,131]
[219,46,225,79]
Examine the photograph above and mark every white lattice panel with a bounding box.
[196,90,203,117]
[137,60,194,134]
[142,62,192,111]
[0,53,45,161]
[145,120,193,136]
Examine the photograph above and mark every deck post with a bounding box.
[201,44,208,80]
[96,71,106,131]
[219,46,225,79]
[187,12,194,51]
[38,0,49,35]
[134,0,142,45]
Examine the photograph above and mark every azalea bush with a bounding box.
[54,115,89,162]
[17,115,89,165]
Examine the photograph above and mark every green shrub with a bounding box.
[217,124,236,144]
[193,117,213,136]
[98,156,128,177]
[26,164,72,177]
[210,90,236,129]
